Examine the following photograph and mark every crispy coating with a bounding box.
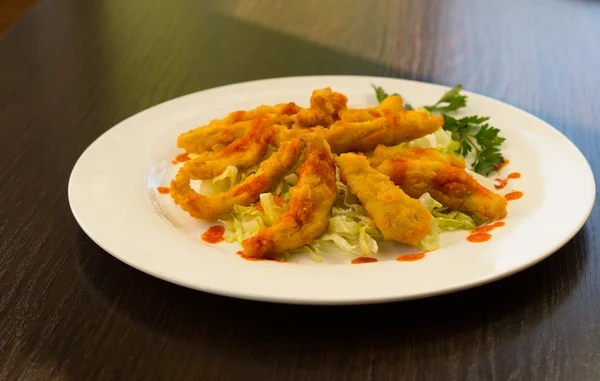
[182,115,276,180]
[335,153,432,246]
[170,140,303,221]
[326,110,443,153]
[271,110,443,154]
[242,133,337,258]
[368,145,466,168]
[294,87,348,127]
[339,95,404,123]
[177,103,299,154]
[376,158,507,222]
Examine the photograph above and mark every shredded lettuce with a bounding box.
[406,126,460,155]
[418,192,479,250]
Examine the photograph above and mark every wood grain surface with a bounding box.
[1,0,599,380]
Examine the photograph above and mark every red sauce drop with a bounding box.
[351,257,378,264]
[201,226,225,244]
[466,221,505,243]
[172,160,178,164]
[471,221,506,235]
[156,186,170,194]
[494,159,510,172]
[505,191,523,201]
[494,172,522,189]
[255,204,265,212]
[396,252,427,262]
[174,152,190,163]
[467,233,492,242]
[274,195,286,206]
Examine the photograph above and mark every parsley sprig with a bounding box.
[423,85,467,113]
[443,115,505,176]
[372,83,505,176]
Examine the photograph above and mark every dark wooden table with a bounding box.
[1,0,599,379]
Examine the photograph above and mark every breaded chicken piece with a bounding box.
[325,110,443,153]
[339,95,404,123]
[368,145,466,168]
[182,115,275,180]
[294,87,348,127]
[271,110,443,154]
[177,103,299,154]
[242,133,337,258]
[335,153,432,246]
[376,158,507,222]
[170,140,303,221]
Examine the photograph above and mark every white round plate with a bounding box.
[68,76,595,305]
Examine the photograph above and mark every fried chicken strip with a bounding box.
[182,115,276,180]
[177,102,299,154]
[294,87,348,127]
[326,110,443,153]
[170,140,303,221]
[242,133,337,258]
[339,95,404,123]
[376,158,507,222]
[368,145,466,168]
[335,153,432,246]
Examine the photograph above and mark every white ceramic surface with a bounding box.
[68,76,595,305]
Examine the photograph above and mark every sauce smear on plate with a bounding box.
[173,152,191,164]
[351,257,378,264]
[202,225,225,244]
[237,251,282,262]
[396,252,427,262]
[505,191,523,201]
[156,186,170,194]
[494,172,521,189]
[467,222,505,243]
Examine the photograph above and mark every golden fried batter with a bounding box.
[294,87,348,127]
[339,95,404,123]
[242,133,337,258]
[271,110,443,155]
[376,158,507,222]
[177,103,299,154]
[326,110,443,153]
[170,140,303,221]
[335,153,432,246]
[182,115,275,180]
[368,145,466,168]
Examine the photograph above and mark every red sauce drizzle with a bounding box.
[351,257,378,264]
[467,233,491,243]
[255,204,265,212]
[471,221,506,235]
[273,195,286,206]
[466,221,505,243]
[396,252,427,262]
[156,186,170,194]
[174,152,190,163]
[494,172,522,190]
[505,191,523,201]
[494,159,510,172]
[201,226,225,244]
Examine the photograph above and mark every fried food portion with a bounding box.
[368,145,466,168]
[376,158,507,222]
[335,153,432,246]
[170,139,303,221]
[242,133,337,258]
[177,102,299,154]
[182,115,276,180]
[326,110,443,153]
[294,87,348,127]
[339,95,404,123]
